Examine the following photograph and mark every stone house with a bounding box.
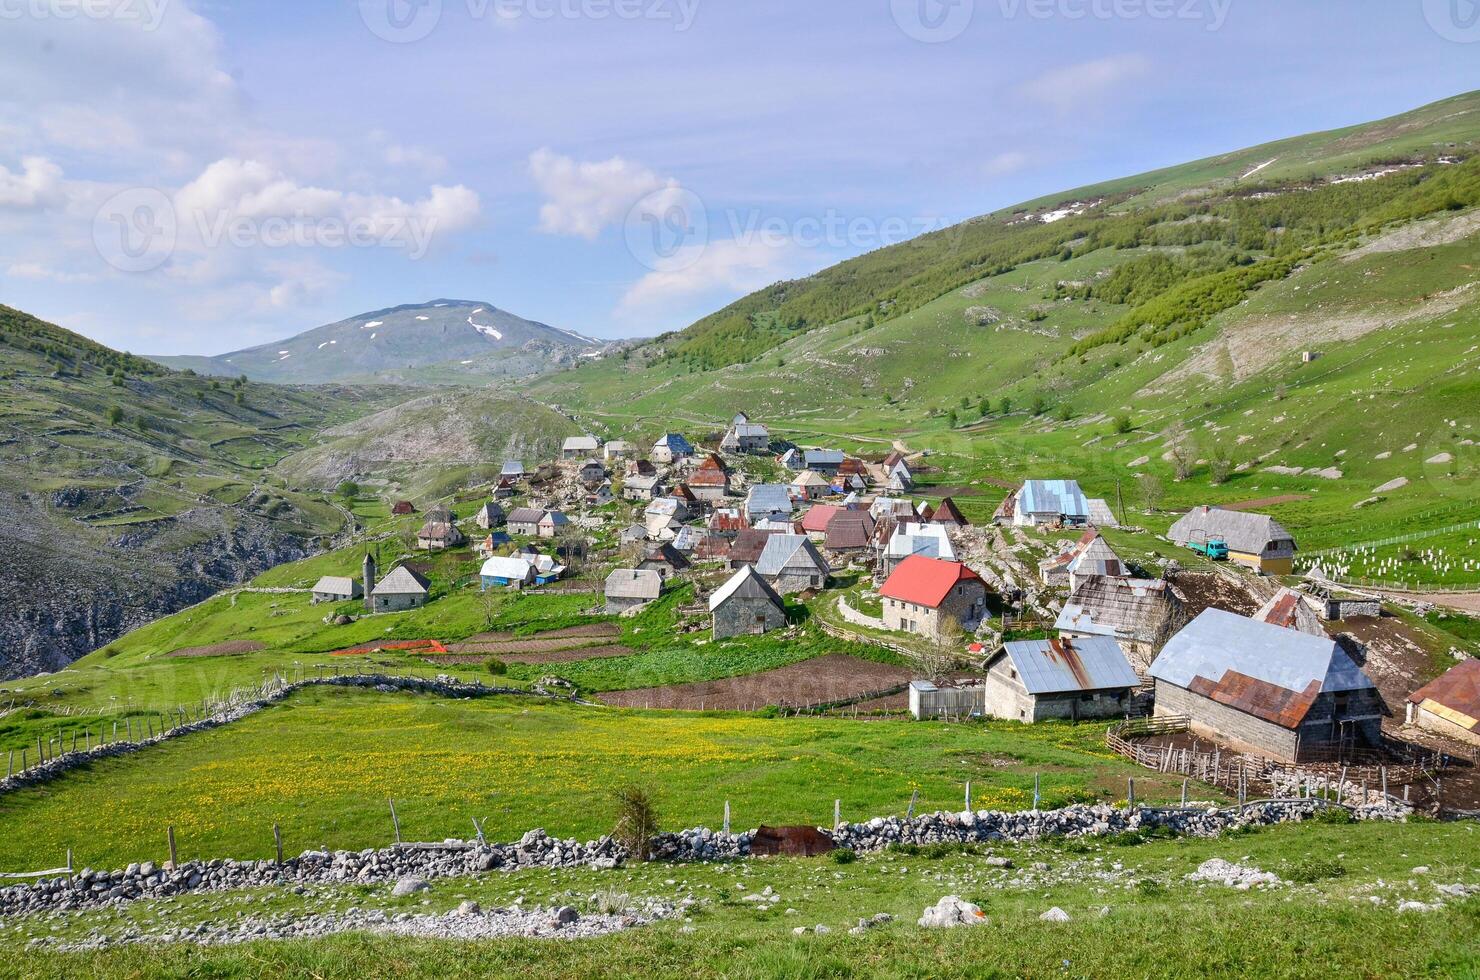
[687,455,731,502]
[1055,575,1184,672]
[790,470,832,501]
[311,576,361,603]
[929,497,969,528]
[726,529,778,570]
[754,534,831,594]
[623,475,663,501]
[709,565,788,639]
[605,568,662,614]
[391,500,417,516]
[1168,505,1298,575]
[1005,480,1090,528]
[981,636,1141,723]
[578,459,607,484]
[802,449,845,475]
[824,511,876,556]
[473,502,506,530]
[745,484,794,521]
[651,433,694,464]
[417,521,464,551]
[638,542,691,580]
[603,440,635,461]
[721,415,770,454]
[506,507,544,536]
[370,565,430,613]
[879,555,987,639]
[561,435,600,460]
[879,524,955,579]
[1405,658,1480,747]
[1148,608,1385,762]
[537,511,569,539]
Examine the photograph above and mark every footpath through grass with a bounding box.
[0,688,1201,873]
[7,820,1479,978]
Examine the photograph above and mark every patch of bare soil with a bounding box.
[1344,208,1480,261]
[1147,282,1477,388]
[424,644,636,666]
[1168,571,1262,619]
[1217,494,1309,511]
[597,654,914,711]
[163,640,265,659]
[1333,614,1436,716]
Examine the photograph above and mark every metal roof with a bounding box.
[885,523,955,561]
[709,565,786,611]
[1148,608,1374,727]
[997,636,1140,694]
[605,568,662,599]
[481,557,533,581]
[1407,658,1480,732]
[804,449,845,466]
[1168,506,1296,555]
[312,576,360,596]
[1017,480,1090,519]
[500,460,525,476]
[746,485,794,516]
[373,565,429,596]
[754,534,829,577]
[562,435,599,451]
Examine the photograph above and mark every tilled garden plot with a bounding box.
[425,644,636,666]
[597,654,912,711]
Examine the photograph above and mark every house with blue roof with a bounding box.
[1008,479,1090,528]
[651,433,694,464]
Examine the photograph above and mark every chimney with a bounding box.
[362,552,377,613]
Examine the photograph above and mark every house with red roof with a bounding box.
[879,555,988,639]
[1406,658,1480,748]
[800,504,842,539]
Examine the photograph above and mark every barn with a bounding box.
[710,565,788,638]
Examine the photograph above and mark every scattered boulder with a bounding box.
[1039,907,1071,923]
[392,878,430,897]
[918,896,987,929]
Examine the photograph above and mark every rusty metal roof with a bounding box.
[997,636,1140,695]
[1407,658,1480,732]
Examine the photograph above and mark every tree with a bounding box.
[611,785,660,862]
[999,396,1012,416]
[1112,415,1133,434]
[1165,422,1195,481]
[478,587,502,629]
[1137,472,1165,513]
[336,480,361,500]
[946,409,958,429]
[917,616,968,684]
[1208,446,1234,486]
[1055,403,1073,422]
[106,405,123,426]
[1030,394,1049,416]
[978,397,991,418]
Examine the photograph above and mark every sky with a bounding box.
[1,0,1478,356]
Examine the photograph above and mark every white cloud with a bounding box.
[1018,55,1152,115]
[529,148,674,240]
[5,262,96,283]
[618,238,792,317]
[0,157,67,210]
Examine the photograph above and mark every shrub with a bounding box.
[1136,878,1166,896]
[484,658,508,676]
[829,847,856,865]
[612,785,660,862]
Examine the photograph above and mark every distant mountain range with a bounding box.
[151,300,623,385]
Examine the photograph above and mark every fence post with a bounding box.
[389,799,402,844]
[964,781,972,813]
[1033,773,1041,811]
[834,799,841,828]
[1181,778,1188,806]
[723,801,730,835]
[166,825,177,869]
[906,789,918,819]
[1127,778,1136,809]
[274,824,283,866]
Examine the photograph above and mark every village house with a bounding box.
[493,478,516,499]
[417,521,464,552]
[802,449,845,475]
[536,510,570,538]
[370,565,430,612]
[707,508,748,538]
[1039,531,1126,589]
[726,529,778,570]
[879,523,956,579]
[651,433,695,464]
[791,470,832,501]
[981,636,1141,723]
[745,484,794,522]
[671,483,701,514]
[754,534,831,593]
[500,461,525,481]
[619,523,649,545]
[1148,608,1384,762]
[391,500,417,516]
[476,531,512,557]
[623,474,663,501]
[695,534,732,561]
[578,459,607,483]
[824,510,877,556]
[1003,480,1090,528]
[639,542,691,580]
[605,568,662,614]
[561,434,601,460]
[778,448,804,471]
[645,494,692,526]
[627,458,658,478]
[800,504,842,540]
[473,501,506,530]
[603,440,635,461]
[721,413,771,454]
[929,497,969,528]
[879,555,987,638]
[506,507,544,536]
[481,556,535,590]
[687,454,731,502]
[710,565,788,639]
[311,576,362,603]
[1405,658,1480,747]
[1168,505,1298,575]
[1253,587,1326,636]
[1055,576,1184,671]
[753,514,799,533]
[586,482,614,507]
[1086,498,1119,527]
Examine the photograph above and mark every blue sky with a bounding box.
[1,0,1478,355]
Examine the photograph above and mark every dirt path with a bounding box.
[597,654,913,711]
